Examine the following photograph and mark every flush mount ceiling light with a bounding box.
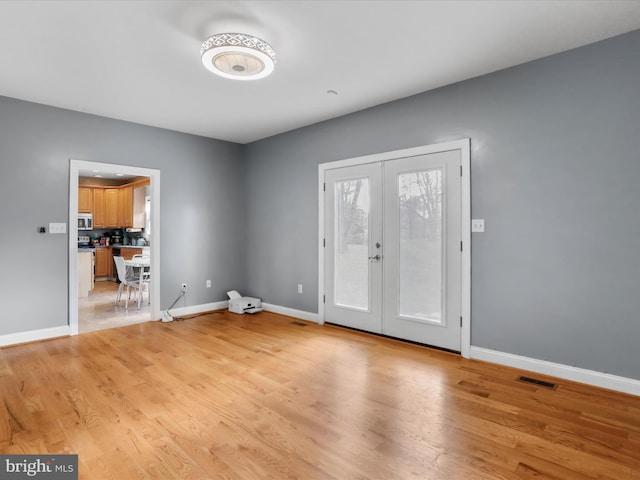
[200,33,276,80]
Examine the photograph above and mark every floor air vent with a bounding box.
[290,321,307,327]
[517,376,557,389]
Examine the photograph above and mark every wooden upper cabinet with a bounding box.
[81,178,148,229]
[92,188,105,228]
[78,187,92,213]
[119,186,133,228]
[104,188,120,228]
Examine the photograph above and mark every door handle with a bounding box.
[368,254,381,261]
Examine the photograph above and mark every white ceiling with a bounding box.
[1,1,640,144]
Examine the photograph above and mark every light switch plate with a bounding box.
[471,219,485,233]
[49,222,67,234]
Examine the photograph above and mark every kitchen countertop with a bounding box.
[111,244,149,248]
[91,244,150,248]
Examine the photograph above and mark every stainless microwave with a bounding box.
[78,213,93,231]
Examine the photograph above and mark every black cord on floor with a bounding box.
[163,290,185,322]
[163,290,225,322]
[172,310,225,321]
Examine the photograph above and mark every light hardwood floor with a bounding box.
[78,280,150,333]
[1,312,639,479]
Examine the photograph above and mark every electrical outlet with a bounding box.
[298,284,303,294]
[181,283,187,293]
[206,280,211,288]
[471,219,485,233]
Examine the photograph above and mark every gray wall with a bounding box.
[0,96,246,335]
[244,29,640,380]
[2,28,639,382]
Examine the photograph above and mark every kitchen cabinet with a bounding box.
[104,188,119,228]
[119,186,133,228]
[91,187,127,228]
[78,187,92,213]
[95,247,112,278]
[80,179,149,229]
[92,188,105,228]
[120,248,142,260]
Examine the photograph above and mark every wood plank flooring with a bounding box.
[1,311,639,479]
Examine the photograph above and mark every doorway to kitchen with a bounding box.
[318,139,471,356]
[69,160,161,335]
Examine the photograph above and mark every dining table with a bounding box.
[124,256,150,309]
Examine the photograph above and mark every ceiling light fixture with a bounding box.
[200,33,276,80]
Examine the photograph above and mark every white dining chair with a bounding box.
[132,254,150,306]
[113,256,142,310]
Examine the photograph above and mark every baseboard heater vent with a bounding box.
[517,376,557,389]
[290,321,307,327]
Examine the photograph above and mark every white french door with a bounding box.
[324,163,384,333]
[382,150,461,350]
[323,148,463,351]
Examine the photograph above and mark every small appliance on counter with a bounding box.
[78,235,91,247]
[111,232,122,245]
[227,290,263,314]
[126,228,145,246]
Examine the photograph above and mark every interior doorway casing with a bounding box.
[69,159,161,335]
[318,139,471,358]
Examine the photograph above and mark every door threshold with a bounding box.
[324,322,460,355]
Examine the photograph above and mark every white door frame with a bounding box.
[68,159,161,335]
[318,139,471,358]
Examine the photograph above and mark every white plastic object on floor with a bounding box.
[227,290,263,314]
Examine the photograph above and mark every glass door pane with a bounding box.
[334,178,370,310]
[324,162,383,334]
[398,169,443,323]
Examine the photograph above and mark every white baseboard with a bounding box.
[0,325,70,347]
[161,301,319,324]
[470,346,640,397]
[161,301,228,321]
[261,303,320,323]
